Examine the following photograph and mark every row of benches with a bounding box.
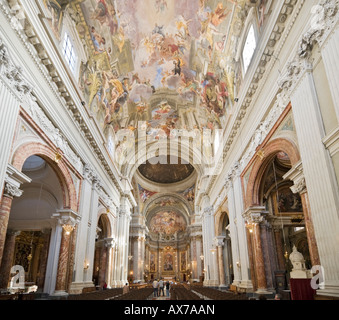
[191,286,248,300]
[170,286,203,301]
[112,287,154,300]
[68,288,123,300]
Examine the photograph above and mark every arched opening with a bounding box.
[251,150,311,295]
[92,213,111,289]
[0,155,64,293]
[220,211,233,286]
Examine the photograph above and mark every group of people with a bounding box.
[152,279,171,298]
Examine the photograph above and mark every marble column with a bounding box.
[273,227,286,270]
[138,236,146,281]
[244,208,270,294]
[253,222,268,294]
[260,222,274,290]
[0,182,23,266]
[54,228,72,295]
[300,191,321,267]
[0,230,20,289]
[216,237,226,288]
[288,59,339,297]
[98,243,107,287]
[54,214,78,296]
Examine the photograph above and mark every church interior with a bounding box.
[0,0,339,302]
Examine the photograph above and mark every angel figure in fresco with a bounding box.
[175,15,192,39]
[113,26,125,53]
[91,26,106,54]
[211,3,230,27]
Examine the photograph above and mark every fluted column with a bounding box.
[288,59,339,296]
[0,230,20,289]
[320,24,339,120]
[285,162,321,267]
[0,75,20,197]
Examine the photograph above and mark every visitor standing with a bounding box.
[166,281,170,297]
[153,279,159,297]
[159,278,164,296]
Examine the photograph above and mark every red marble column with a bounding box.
[246,228,256,291]
[301,191,321,266]
[274,228,286,270]
[55,227,72,293]
[0,195,14,266]
[99,244,107,287]
[0,230,20,289]
[67,225,78,290]
[253,223,268,292]
[217,244,226,286]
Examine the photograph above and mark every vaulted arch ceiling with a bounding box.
[42,0,269,139]
[41,0,273,197]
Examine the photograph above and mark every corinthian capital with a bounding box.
[4,181,23,198]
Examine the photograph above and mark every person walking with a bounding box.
[153,279,159,298]
[159,278,164,296]
[165,281,170,297]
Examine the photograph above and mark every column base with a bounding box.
[68,282,95,295]
[239,280,254,291]
[255,288,274,295]
[51,290,69,297]
[231,280,241,287]
[316,285,339,298]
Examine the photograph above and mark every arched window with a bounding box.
[242,24,257,73]
[62,33,77,74]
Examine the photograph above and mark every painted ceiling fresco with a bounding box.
[149,211,187,235]
[74,0,235,131]
[43,0,273,165]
